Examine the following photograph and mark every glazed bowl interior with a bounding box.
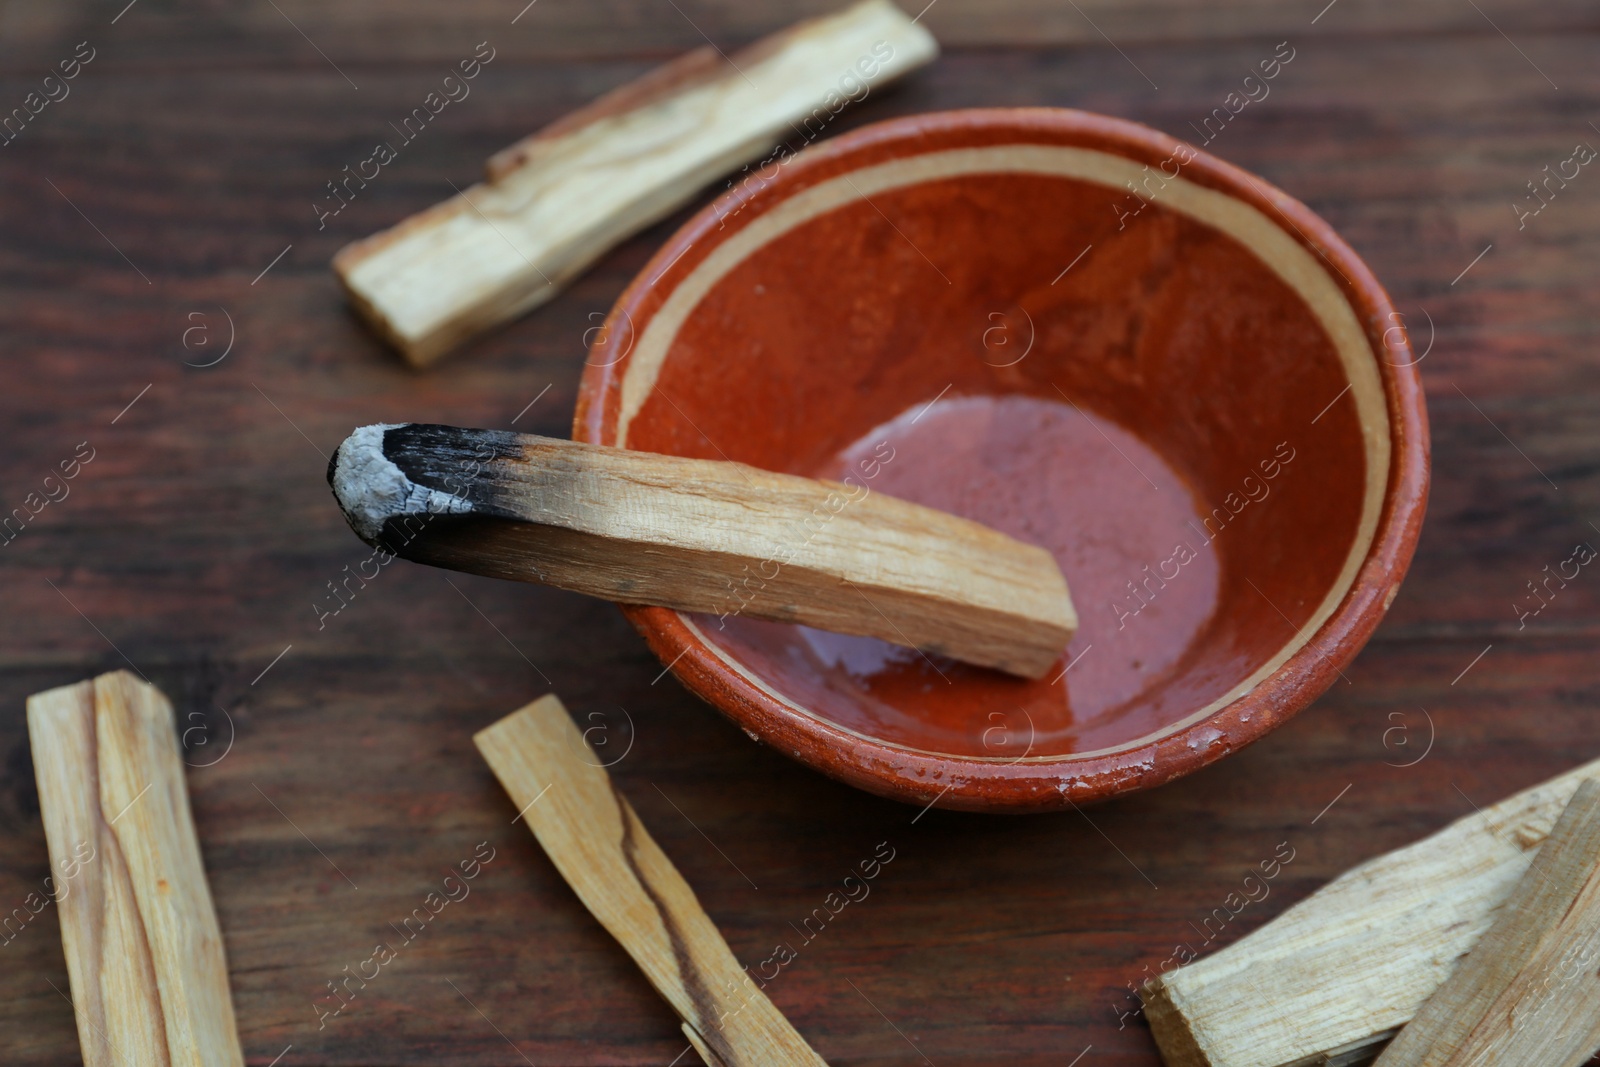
[576,109,1426,811]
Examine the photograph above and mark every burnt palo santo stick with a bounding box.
[328,423,1076,678]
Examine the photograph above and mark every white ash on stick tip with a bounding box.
[328,423,472,543]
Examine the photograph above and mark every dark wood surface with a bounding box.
[3,1,1599,1063]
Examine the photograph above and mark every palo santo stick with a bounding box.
[328,423,1076,678]
[1142,756,1600,1067]
[476,694,828,1067]
[1372,779,1600,1067]
[333,0,938,365]
[27,671,243,1067]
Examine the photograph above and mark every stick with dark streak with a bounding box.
[476,694,828,1067]
[331,0,937,366]
[327,423,1076,678]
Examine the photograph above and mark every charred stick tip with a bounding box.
[327,423,474,543]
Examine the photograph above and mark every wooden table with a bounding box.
[2,2,1597,1063]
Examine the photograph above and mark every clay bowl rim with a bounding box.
[573,107,1431,813]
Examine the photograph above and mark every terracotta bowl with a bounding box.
[574,108,1429,813]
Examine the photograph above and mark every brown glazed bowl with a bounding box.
[574,108,1429,813]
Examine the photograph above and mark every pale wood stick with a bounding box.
[1142,755,1600,1067]
[1372,779,1600,1067]
[475,694,828,1067]
[27,671,243,1067]
[328,423,1076,678]
[333,0,938,366]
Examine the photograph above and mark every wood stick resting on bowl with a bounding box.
[476,694,829,1066]
[328,423,1076,678]
[332,0,938,366]
[27,671,244,1067]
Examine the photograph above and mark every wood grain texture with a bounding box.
[1372,779,1600,1067]
[475,694,828,1067]
[1,1,1598,1065]
[3,0,1587,62]
[330,424,1077,677]
[1144,757,1600,1067]
[332,0,937,365]
[25,672,242,1067]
